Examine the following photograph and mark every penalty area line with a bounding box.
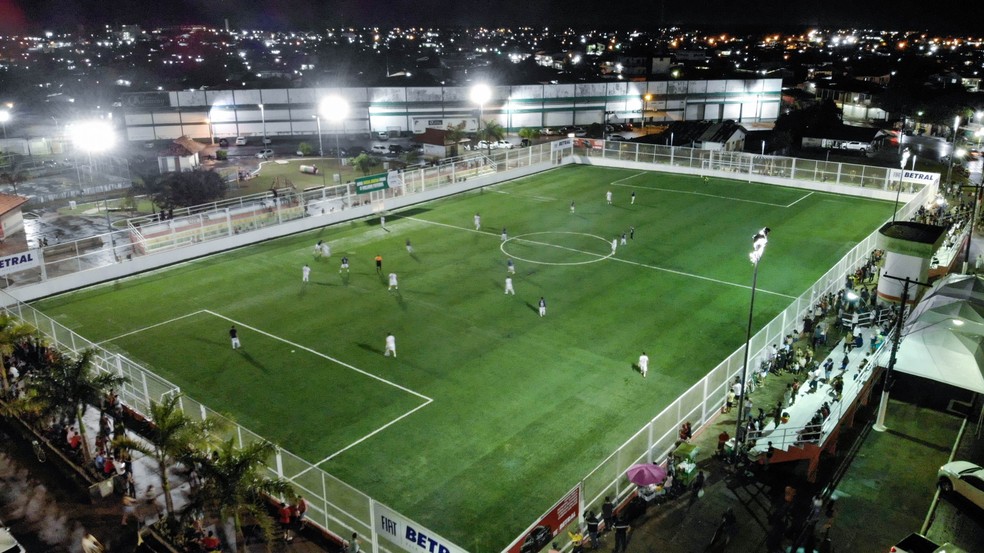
[610,180,791,207]
[96,310,208,345]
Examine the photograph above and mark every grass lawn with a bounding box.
[32,165,892,551]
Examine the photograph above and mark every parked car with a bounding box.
[218,138,229,147]
[938,461,984,510]
[476,140,495,150]
[370,145,389,155]
[388,144,405,155]
[0,522,26,553]
[256,149,274,159]
[890,532,968,553]
[262,137,273,145]
[377,131,389,141]
[235,137,247,146]
[608,134,627,141]
[839,141,867,153]
[494,140,513,149]
[541,127,558,136]
[519,138,531,147]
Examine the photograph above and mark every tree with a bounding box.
[444,122,467,158]
[0,315,36,394]
[192,438,290,549]
[135,170,228,209]
[28,349,127,462]
[518,127,542,144]
[114,393,221,515]
[477,120,506,154]
[350,152,379,175]
[297,142,314,156]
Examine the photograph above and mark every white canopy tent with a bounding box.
[893,273,984,394]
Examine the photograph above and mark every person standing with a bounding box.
[380,215,386,229]
[229,326,240,349]
[375,254,383,275]
[611,237,617,254]
[302,264,311,283]
[388,272,399,290]
[638,351,649,378]
[585,511,600,549]
[474,213,481,230]
[279,502,294,543]
[538,297,547,317]
[121,493,136,525]
[629,226,635,239]
[340,256,350,273]
[606,190,613,205]
[501,227,508,242]
[601,496,614,532]
[384,333,397,357]
[505,276,515,295]
[620,232,627,246]
[314,239,324,257]
[631,191,636,204]
[507,258,516,274]
[612,517,630,553]
[406,239,413,254]
[347,533,361,553]
[570,201,576,214]
[691,470,705,503]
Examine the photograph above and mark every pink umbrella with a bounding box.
[626,463,667,486]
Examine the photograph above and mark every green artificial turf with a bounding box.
[33,165,892,551]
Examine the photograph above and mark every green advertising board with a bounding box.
[356,173,389,194]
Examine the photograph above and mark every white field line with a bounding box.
[609,178,797,207]
[406,217,796,299]
[201,310,435,474]
[202,309,431,401]
[97,310,208,345]
[611,172,647,185]
[488,189,556,202]
[785,191,814,207]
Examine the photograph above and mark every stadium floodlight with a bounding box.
[319,97,348,161]
[891,149,911,223]
[0,109,10,139]
[68,120,116,153]
[471,84,492,154]
[733,226,770,463]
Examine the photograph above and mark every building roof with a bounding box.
[412,128,450,146]
[0,193,28,217]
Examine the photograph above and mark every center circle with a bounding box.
[500,232,615,266]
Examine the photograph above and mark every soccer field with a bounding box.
[33,165,891,550]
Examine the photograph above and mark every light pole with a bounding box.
[642,94,652,130]
[0,109,9,139]
[946,115,959,184]
[205,117,214,145]
[313,115,324,157]
[258,104,266,142]
[897,115,906,155]
[320,96,349,164]
[733,227,770,461]
[892,149,911,223]
[471,83,492,155]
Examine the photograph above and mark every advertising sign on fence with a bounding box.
[551,138,573,152]
[356,173,390,194]
[0,249,41,276]
[373,501,470,553]
[887,169,940,186]
[504,484,580,553]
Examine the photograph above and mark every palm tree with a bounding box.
[114,393,222,515]
[477,120,506,155]
[518,127,542,146]
[29,349,128,462]
[0,315,36,394]
[193,438,291,549]
[444,122,467,158]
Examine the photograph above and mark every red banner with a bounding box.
[504,485,581,553]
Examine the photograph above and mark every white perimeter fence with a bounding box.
[0,137,939,553]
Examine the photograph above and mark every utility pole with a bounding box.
[873,274,931,432]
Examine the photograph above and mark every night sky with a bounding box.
[1,0,982,34]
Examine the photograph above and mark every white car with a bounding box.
[256,149,274,159]
[0,524,25,553]
[370,145,389,155]
[235,137,247,146]
[494,140,513,149]
[938,461,984,510]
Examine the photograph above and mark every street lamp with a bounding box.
[258,104,266,143]
[0,109,9,139]
[471,83,492,155]
[733,226,770,462]
[642,94,652,129]
[313,115,324,157]
[205,117,214,145]
[892,149,911,223]
[319,96,348,163]
[946,115,959,184]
